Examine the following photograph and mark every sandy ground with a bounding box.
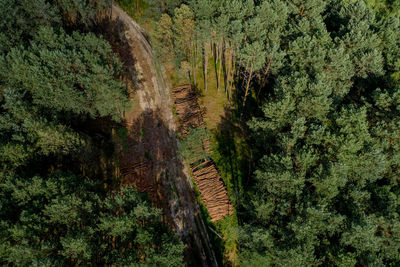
[112,5,218,267]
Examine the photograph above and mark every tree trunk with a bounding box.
[217,39,223,92]
[257,60,271,98]
[213,41,217,65]
[188,71,193,85]
[226,43,232,99]
[215,41,219,91]
[190,42,196,86]
[222,40,227,95]
[203,42,208,92]
[229,48,236,100]
[243,67,253,107]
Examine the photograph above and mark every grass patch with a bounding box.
[215,213,240,266]
[195,52,229,130]
[116,0,149,21]
[178,127,210,164]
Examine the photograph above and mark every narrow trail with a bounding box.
[111,5,218,267]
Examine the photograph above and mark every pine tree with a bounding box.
[0,173,185,265]
[241,0,400,265]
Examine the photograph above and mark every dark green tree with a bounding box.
[240,1,400,266]
[0,1,185,266]
[0,173,185,265]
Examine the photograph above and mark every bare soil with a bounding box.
[111,5,218,267]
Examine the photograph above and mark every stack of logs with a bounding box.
[172,85,204,135]
[120,158,156,199]
[191,160,233,221]
[172,84,233,222]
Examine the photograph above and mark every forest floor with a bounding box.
[166,56,241,265]
[111,5,217,267]
[171,85,233,222]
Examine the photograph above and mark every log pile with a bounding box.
[120,158,156,199]
[202,139,212,155]
[172,85,233,221]
[191,160,233,221]
[172,85,204,134]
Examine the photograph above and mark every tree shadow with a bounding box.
[99,16,144,98]
[97,13,218,267]
[212,104,260,219]
[117,107,218,267]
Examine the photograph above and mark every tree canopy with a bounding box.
[0,0,185,265]
[1,0,399,265]
[150,0,399,265]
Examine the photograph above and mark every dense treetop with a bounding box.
[152,0,399,265]
[1,0,398,265]
[0,0,184,265]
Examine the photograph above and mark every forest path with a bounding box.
[112,5,218,267]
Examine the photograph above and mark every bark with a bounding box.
[190,42,196,86]
[187,70,192,85]
[213,41,217,65]
[243,66,253,107]
[203,42,208,92]
[222,40,227,95]
[226,43,232,99]
[229,48,236,100]
[214,41,219,91]
[258,59,271,98]
[217,39,223,92]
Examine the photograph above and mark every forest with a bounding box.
[1,0,399,266]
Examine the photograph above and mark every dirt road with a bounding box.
[112,5,218,267]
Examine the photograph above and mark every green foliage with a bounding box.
[364,0,400,16]
[0,0,60,54]
[2,26,127,120]
[0,1,184,266]
[0,173,185,265]
[0,26,128,175]
[54,0,112,27]
[241,0,400,266]
[0,0,113,55]
[117,0,150,21]
[153,13,174,62]
[145,0,184,16]
[179,127,210,164]
[172,4,195,63]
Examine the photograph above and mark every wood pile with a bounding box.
[172,85,233,221]
[202,139,212,155]
[172,85,204,134]
[120,158,156,200]
[191,160,233,221]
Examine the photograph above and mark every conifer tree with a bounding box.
[241,1,400,265]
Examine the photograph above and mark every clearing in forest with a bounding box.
[112,6,218,266]
[172,84,233,222]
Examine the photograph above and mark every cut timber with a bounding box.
[172,85,204,135]
[172,84,233,222]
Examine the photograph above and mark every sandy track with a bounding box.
[112,5,217,267]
